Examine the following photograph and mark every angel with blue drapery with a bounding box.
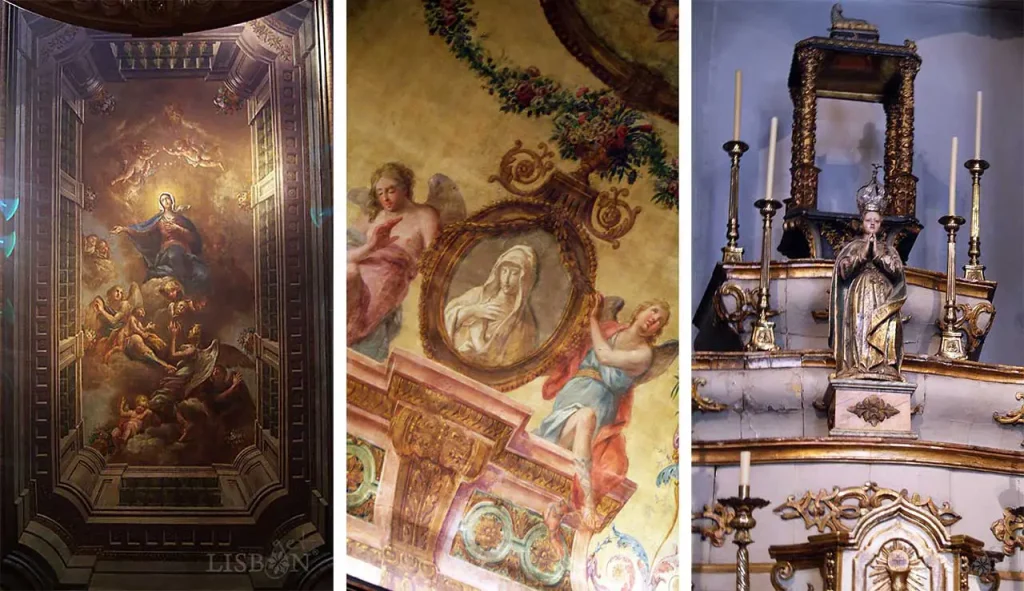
[111,192,210,296]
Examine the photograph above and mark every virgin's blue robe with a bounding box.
[127,212,210,295]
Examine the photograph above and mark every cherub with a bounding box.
[112,394,155,448]
[111,140,159,187]
[535,294,678,552]
[83,234,99,257]
[164,137,225,171]
[346,163,466,360]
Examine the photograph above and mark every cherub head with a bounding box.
[187,324,202,344]
[132,307,147,320]
[629,299,672,342]
[95,239,111,259]
[84,234,98,254]
[369,162,415,219]
[158,278,184,301]
[134,394,149,412]
[648,0,679,31]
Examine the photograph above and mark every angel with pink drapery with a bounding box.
[346,162,466,360]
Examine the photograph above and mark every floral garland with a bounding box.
[424,0,678,210]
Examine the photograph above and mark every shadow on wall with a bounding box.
[691,0,1024,365]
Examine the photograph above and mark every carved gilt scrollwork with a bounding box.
[487,141,639,248]
[847,395,900,427]
[956,301,995,354]
[587,187,641,250]
[692,377,727,413]
[990,507,1024,556]
[993,392,1024,447]
[488,140,556,196]
[970,552,1003,590]
[774,482,961,534]
[691,502,735,547]
[770,561,795,591]
[713,281,758,334]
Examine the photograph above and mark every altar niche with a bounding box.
[780,29,924,263]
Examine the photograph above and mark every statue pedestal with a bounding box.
[824,379,917,439]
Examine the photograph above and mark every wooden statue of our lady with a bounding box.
[829,165,907,381]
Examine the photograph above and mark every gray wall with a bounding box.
[691,0,1024,364]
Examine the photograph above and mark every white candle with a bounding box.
[974,91,983,160]
[739,451,751,487]
[765,117,778,201]
[949,136,958,216]
[733,70,742,141]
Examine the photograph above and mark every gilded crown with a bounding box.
[855,164,888,215]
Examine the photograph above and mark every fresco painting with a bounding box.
[347,1,680,589]
[81,80,257,466]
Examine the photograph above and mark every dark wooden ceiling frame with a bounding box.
[540,0,678,123]
[5,0,302,37]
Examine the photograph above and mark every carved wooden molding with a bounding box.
[691,377,727,413]
[774,481,961,534]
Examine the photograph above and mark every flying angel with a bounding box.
[346,162,466,360]
[535,292,677,543]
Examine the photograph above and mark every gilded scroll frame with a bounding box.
[419,198,597,392]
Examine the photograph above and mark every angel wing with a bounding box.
[347,187,373,217]
[638,340,679,384]
[599,295,626,323]
[216,342,255,369]
[126,282,144,310]
[425,174,467,226]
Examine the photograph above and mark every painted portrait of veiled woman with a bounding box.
[443,244,540,366]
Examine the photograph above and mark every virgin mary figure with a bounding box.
[829,166,906,381]
[443,244,539,366]
[112,192,209,295]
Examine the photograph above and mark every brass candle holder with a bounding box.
[963,158,990,281]
[719,486,770,591]
[722,140,750,263]
[746,198,781,351]
[938,214,967,360]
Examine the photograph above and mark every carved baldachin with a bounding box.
[775,481,961,534]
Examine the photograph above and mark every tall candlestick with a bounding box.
[739,451,751,487]
[949,137,958,216]
[975,91,983,160]
[765,117,778,201]
[733,70,742,141]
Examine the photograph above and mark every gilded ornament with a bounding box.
[970,552,1003,590]
[488,140,556,196]
[868,539,926,591]
[990,507,1024,556]
[829,4,879,42]
[774,482,961,534]
[692,377,728,413]
[492,450,572,498]
[956,301,995,354]
[770,561,795,591]
[847,395,900,426]
[347,378,394,419]
[691,502,735,547]
[993,392,1024,447]
[712,282,758,335]
[347,539,383,566]
[247,19,293,63]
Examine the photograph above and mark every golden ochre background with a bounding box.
[347,0,679,560]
